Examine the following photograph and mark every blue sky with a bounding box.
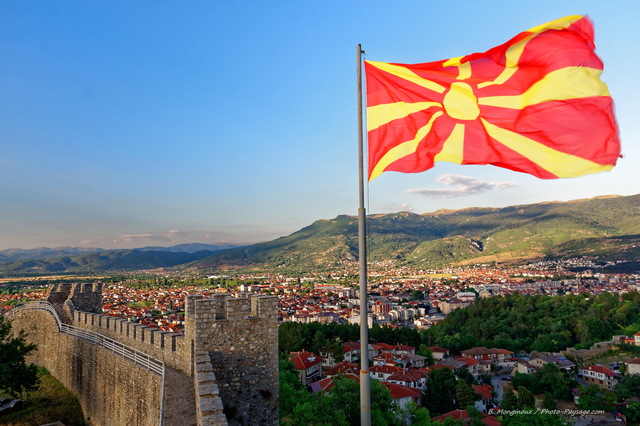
[1,1,638,250]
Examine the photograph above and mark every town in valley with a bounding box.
[3,257,640,424]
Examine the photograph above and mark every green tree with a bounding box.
[516,386,535,409]
[466,405,483,426]
[542,392,556,410]
[501,413,569,425]
[326,377,360,424]
[480,374,492,386]
[433,417,463,425]
[417,344,435,365]
[279,359,307,418]
[455,367,475,385]
[535,362,572,400]
[455,380,475,409]
[624,400,640,424]
[290,393,348,426]
[399,401,431,425]
[423,368,457,416]
[616,374,640,400]
[370,379,399,425]
[320,338,345,364]
[577,385,616,412]
[0,316,39,397]
[501,388,517,410]
[288,377,399,425]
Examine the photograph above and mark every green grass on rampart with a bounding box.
[0,367,85,425]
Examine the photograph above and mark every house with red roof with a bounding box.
[324,361,359,378]
[431,409,500,426]
[381,382,422,408]
[309,373,360,393]
[386,370,424,389]
[429,346,450,360]
[392,344,415,355]
[370,364,402,381]
[309,377,335,393]
[373,351,396,365]
[290,351,323,387]
[342,341,361,363]
[454,356,482,378]
[376,342,396,353]
[472,384,494,412]
[460,347,514,372]
[579,365,618,390]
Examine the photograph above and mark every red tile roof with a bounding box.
[370,364,402,375]
[432,409,500,426]
[394,344,415,352]
[381,382,421,401]
[582,365,615,377]
[387,370,421,383]
[324,361,359,377]
[290,351,323,370]
[473,384,493,400]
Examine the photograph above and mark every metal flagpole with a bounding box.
[356,43,371,426]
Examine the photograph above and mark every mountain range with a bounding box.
[1,194,639,276]
[0,243,241,275]
[186,194,640,273]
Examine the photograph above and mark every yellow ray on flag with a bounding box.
[364,15,620,180]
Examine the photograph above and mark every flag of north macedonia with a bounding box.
[365,15,620,180]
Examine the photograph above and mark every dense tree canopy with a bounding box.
[0,316,39,397]
[422,367,457,416]
[280,370,400,426]
[427,292,640,353]
[500,413,570,425]
[279,321,424,356]
[578,384,616,411]
[511,363,575,401]
[280,292,640,357]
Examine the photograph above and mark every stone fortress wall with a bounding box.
[9,283,279,426]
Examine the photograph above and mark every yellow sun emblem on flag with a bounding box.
[365,15,620,181]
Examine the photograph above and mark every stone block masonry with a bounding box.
[12,308,163,425]
[194,351,227,425]
[8,284,278,425]
[185,294,279,424]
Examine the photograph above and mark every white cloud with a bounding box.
[405,174,517,198]
[376,202,415,213]
[113,234,172,244]
[108,229,278,249]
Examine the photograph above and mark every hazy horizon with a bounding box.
[2,191,635,251]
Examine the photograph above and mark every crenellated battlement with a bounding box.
[183,292,279,423]
[47,282,103,297]
[184,293,277,323]
[47,282,103,320]
[73,312,182,352]
[21,285,278,424]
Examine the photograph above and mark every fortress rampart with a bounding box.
[8,283,279,425]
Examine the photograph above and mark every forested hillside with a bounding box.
[279,292,640,355]
[193,194,640,273]
[429,292,640,353]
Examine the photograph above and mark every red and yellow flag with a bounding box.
[365,15,620,180]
